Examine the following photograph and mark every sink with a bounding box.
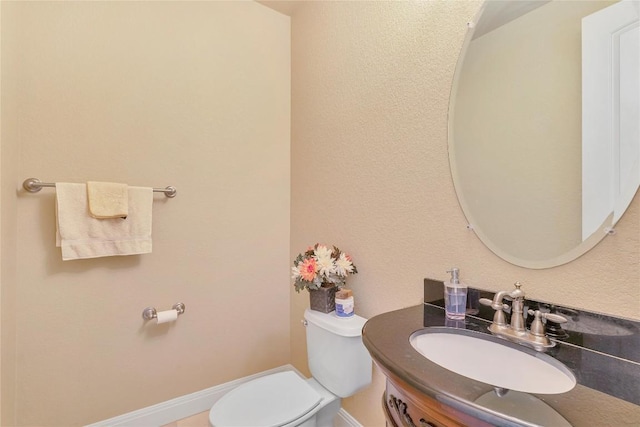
[409,328,576,394]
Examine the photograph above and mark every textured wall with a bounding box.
[1,2,290,425]
[289,1,639,425]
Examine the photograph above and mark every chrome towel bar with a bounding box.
[22,177,177,198]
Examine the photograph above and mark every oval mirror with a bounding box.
[449,0,639,269]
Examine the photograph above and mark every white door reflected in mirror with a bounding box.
[582,0,640,240]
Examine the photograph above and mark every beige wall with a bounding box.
[1,0,19,423]
[289,1,638,426]
[0,4,4,423]
[1,1,290,426]
[2,1,639,426]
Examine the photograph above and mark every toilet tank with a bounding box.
[304,309,372,398]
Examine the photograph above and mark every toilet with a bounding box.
[209,309,372,427]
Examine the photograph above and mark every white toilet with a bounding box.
[209,309,372,427]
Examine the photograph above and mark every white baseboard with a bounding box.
[334,408,363,427]
[86,365,363,427]
[85,365,296,427]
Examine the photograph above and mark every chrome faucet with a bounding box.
[479,282,567,351]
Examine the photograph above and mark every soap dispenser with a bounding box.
[444,268,467,320]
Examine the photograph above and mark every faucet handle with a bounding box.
[528,310,567,336]
[541,312,568,324]
[479,298,508,310]
[480,297,509,326]
[479,298,493,307]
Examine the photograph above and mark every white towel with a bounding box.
[55,183,152,261]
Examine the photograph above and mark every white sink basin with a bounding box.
[410,328,576,394]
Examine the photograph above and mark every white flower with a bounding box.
[314,245,333,259]
[314,245,336,279]
[291,243,357,293]
[291,265,301,280]
[335,252,354,277]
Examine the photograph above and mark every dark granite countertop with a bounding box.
[362,303,640,427]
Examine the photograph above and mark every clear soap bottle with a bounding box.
[444,267,467,320]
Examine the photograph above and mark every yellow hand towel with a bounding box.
[87,181,129,219]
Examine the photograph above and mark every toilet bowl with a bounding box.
[209,371,340,427]
[209,310,371,427]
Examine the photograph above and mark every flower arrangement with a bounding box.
[292,244,357,292]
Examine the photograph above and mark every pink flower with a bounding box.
[300,258,318,282]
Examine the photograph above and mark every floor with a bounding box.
[161,409,345,427]
[161,410,210,427]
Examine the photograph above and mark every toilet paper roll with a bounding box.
[156,309,178,324]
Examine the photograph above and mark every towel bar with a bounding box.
[22,178,177,198]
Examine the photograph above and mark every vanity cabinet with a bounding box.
[382,370,493,427]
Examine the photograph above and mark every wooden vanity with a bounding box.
[382,367,493,427]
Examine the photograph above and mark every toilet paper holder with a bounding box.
[142,303,186,320]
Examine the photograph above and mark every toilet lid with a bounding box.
[209,371,322,427]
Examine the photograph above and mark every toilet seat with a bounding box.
[209,371,322,427]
